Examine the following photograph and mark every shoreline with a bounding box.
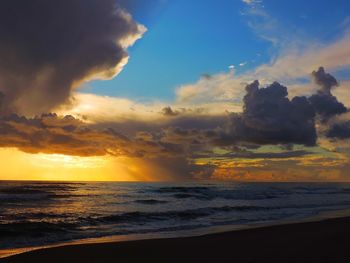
[2,207,349,259]
[2,213,350,263]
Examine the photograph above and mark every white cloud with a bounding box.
[253,33,350,82]
[173,31,350,109]
[57,91,239,125]
[242,0,262,5]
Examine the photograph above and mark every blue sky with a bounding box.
[84,0,350,100]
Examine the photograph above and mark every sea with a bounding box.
[2,181,350,257]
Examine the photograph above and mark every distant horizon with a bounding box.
[2,179,350,183]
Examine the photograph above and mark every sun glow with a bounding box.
[0,148,150,182]
[30,153,106,169]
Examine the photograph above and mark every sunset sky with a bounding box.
[0,0,350,181]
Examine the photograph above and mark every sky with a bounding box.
[0,0,349,181]
[88,0,350,99]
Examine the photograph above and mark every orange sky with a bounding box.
[1,146,349,182]
[0,148,149,182]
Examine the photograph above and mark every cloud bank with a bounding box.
[0,67,349,181]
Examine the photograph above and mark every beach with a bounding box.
[2,216,350,263]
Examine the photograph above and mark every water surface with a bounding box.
[2,181,350,253]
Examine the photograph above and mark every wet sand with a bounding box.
[2,216,350,263]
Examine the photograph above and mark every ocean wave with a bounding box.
[0,194,50,203]
[134,199,169,205]
[97,205,272,224]
[273,185,350,195]
[0,212,77,222]
[152,186,212,194]
[0,183,90,205]
[150,186,279,201]
[0,184,77,194]
[0,187,50,195]
[0,183,78,204]
[151,185,350,201]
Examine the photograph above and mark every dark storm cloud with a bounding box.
[326,121,350,139]
[192,149,311,160]
[161,107,181,117]
[93,113,227,136]
[117,0,162,13]
[151,69,349,151]
[0,113,183,157]
[160,106,210,118]
[0,113,128,156]
[215,68,349,146]
[0,0,144,115]
[311,67,338,95]
[306,67,350,140]
[216,81,317,146]
[309,67,347,120]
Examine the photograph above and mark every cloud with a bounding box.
[156,70,348,156]
[253,33,350,82]
[0,74,329,178]
[311,67,339,95]
[321,110,350,141]
[326,121,350,139]
[0,113,127,156]
[131,156,215,181]
[0,113,185,158]
[211,158,349,182]
[242,0,262,6]
[217,81,317,146]
[193,149,311,160]
[161,107,181,117]
[174,31,350,108]
[0,0,145,115]
[57,68,349,165]
[175,71,245,111]
[308,67,347,120]
[241,0,284,46]
[58,92,237,128]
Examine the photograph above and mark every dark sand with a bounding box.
[2,217,350,263]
